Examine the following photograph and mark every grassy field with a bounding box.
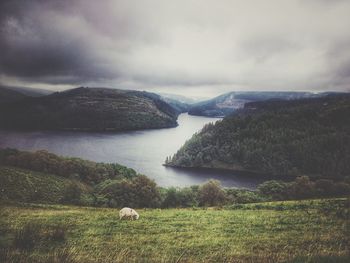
[0,199,349,263]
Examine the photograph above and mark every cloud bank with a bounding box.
[0,0,350,96]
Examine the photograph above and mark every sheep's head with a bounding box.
[132,212,139,220]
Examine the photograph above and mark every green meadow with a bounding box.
[0,198,349,263]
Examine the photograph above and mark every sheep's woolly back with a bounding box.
[119,207,139,220]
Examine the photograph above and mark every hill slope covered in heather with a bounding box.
[0,87,180,131]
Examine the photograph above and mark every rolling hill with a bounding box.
[167,94,350,179]
[0,87,180,131]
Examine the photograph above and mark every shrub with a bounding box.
[161,187,179,208]
[95,175,161,208]
[198,180,226,206]
[289,176,315,199]
[131,175,161,208]
[233,190,265,204]
[257,180,290,200]
[178,187,198,207]
[161,187,198,208]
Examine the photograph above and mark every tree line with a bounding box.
[1,148,349,208]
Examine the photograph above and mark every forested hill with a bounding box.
[188,91,340,117]
[0,87,180,131]
[166,94,350,179]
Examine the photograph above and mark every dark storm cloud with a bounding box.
[0,0,122,84]
[0,0,349,94]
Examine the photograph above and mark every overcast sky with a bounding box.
[0,0,349,97]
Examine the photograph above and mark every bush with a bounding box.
[257,180,290,200]
[161,187,179,208]
[198,180,226,206]
[289,176,315,199]
[178,187,198,207]
[231,190,265,204]
[161,187,198,208]
[131,175,161,208]
[95,175,161,208]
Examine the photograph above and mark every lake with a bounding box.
[0,113,265,188]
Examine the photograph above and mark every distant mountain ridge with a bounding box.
[0,87,181,131]
[159,93,198,104]
[0,87,28,105]
[188,91,346,117]
[0,85,53,97]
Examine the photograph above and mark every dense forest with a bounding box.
[167,95,350,179]
[1,149,349,208]
[0,87,181,131]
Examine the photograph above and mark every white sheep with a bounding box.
[119,207,139,220]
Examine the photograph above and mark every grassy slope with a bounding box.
[0,199,349,263]
[0,166,89,203]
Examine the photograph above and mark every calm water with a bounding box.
[0,113,265,188]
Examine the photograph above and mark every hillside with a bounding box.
[0,199,348,262]
[159,93,198,104]
[166,95,350,179]
[188,91,337,117]
[160,96,190,113]
[0,148,137,185]
[0,87,28,106]
[0,166,90,204]
[3,148,349,209]
[0,87,179,131]
[0,148,171,208]
[0,85,53,97]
